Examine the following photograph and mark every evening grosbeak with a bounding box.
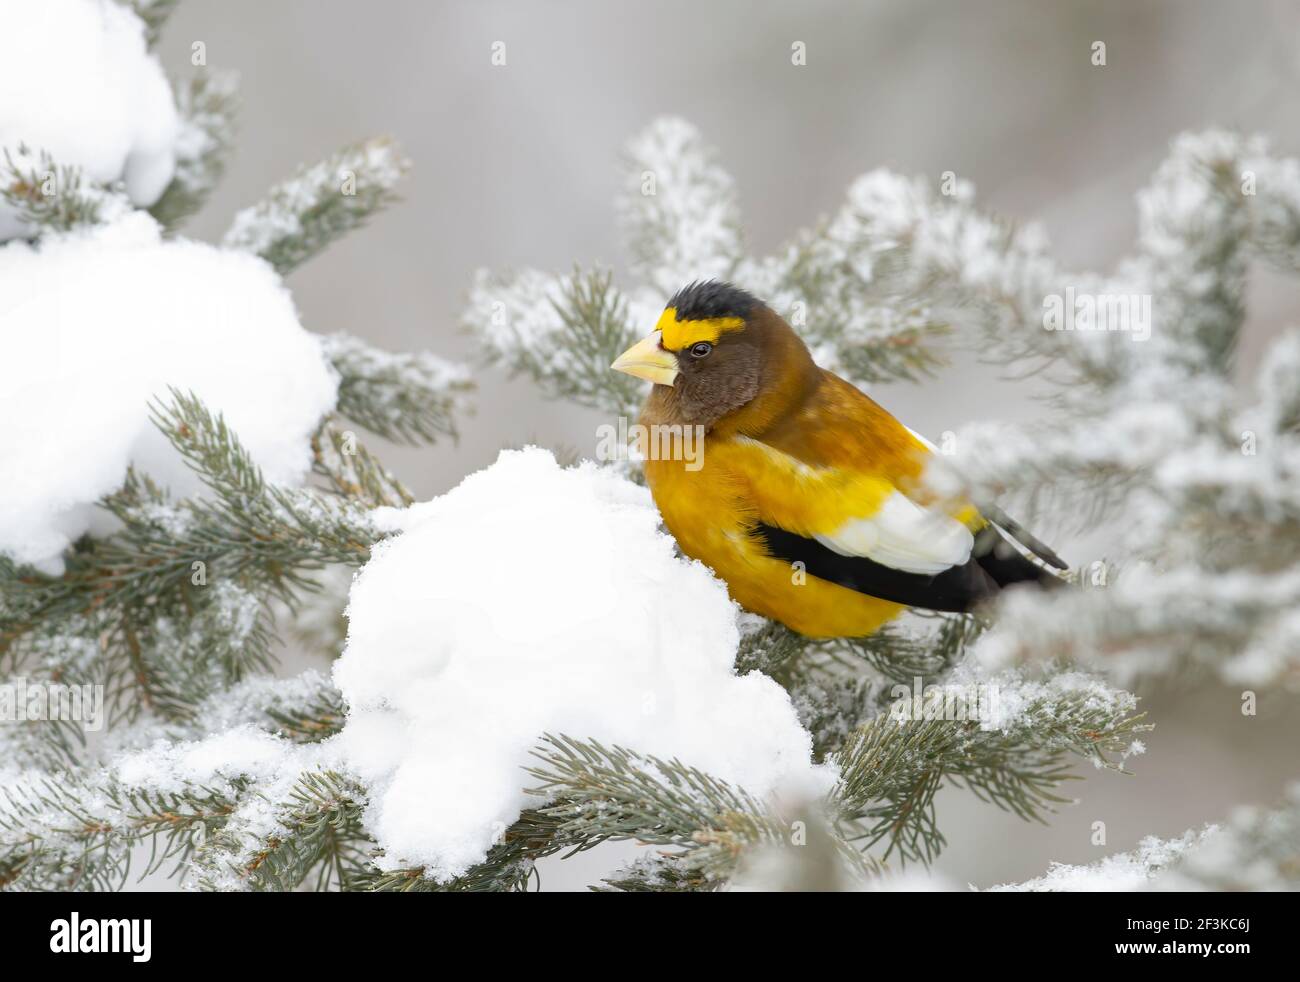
[610,280,1065,638]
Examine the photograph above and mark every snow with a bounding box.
[466,266,572,366]
[103,724,341,890]
[97,670,341,762]
[333,448,830,880]
[990,828,1215,891]
[973,670,1139,733]
[0,717,335,889]
[114,725,312,792]
[319,331,471,430]
[1155,784,1300,890]
[463,264,659,416]
[618,116,743,296]
[0,212,339,572]
[0,0,180,239]
[222,138,409,258]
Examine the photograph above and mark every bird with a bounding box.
[609,279,1066,638]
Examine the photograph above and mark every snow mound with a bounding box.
[0,0,180,239]
[0,213,339,571]
[333,448,827,880]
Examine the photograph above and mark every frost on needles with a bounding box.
[0,0,471,890]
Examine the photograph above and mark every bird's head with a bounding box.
[611,280,813,428]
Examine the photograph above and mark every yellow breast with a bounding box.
[643,437,906,638]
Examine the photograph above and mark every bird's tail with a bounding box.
[976,502,1068,571]
[971,523,1067,589]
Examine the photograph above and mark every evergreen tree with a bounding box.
[1,1,1295,893]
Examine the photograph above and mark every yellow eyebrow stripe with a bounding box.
[656,308,745,350]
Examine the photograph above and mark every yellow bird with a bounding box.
[610,280,1065,638]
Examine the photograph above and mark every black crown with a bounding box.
[666,280,764,321]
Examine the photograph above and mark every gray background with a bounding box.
[158,0,1300,889]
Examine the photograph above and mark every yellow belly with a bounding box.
[643,453,905,639]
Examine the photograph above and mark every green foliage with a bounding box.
[468,265,646,416]
[149,72,239,232]
[323,333,472,447]
[0,392,383,721]
[524,735,876,887]
[544,268,649,414]
[0,771,238,891]
[1,146,127,234]
[222,137,411,275]
[194,770,372,892]
[119,0,180,48]
[263,687,348,744]
[833,688,1150,863]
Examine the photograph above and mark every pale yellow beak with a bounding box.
[610,331,678,386]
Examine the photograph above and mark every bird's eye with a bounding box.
[690,342,713,359]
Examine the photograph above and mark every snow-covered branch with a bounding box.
[222,137,411,275]
[0,0,181,240]
[995,783,1300,891]
[939,133,1300,687]
[321,332,472,446]
[149,71,239,232]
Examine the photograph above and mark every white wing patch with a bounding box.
[813,491,974,576]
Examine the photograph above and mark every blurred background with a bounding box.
[158,0,1300,889]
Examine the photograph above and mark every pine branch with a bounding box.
[992,782,1300,892]
[1157,784,1300,891]
[975,568,1300,689]
[737,614,983,761]
[356,809,566,893]
[360,735,877,892]
[222,137,410,275]
[118,0,180,47]
[617,116,744,295]
[192,770,372,892]
[991,828,1210,892]
[770,225,952,384]
[0,770,239,891]
[320,333,472,446]
[0,672,92,773]
[179,671,345,743]
[0,746,366,892]
[3,673,364,892]
[149,72,239,232]
[466,265,645,416]
[0,392,382,718]
[523,734,875,887]
[267,561,354,659]
[912,133,1300,688]
[262,685,347,744]
[311,418,414,508]
[733,617,809,677]
[831,675,1150,864]
[834,614,983,688]
[594,853,712,892]
[463,116,1049,407]
[1,145,130,234]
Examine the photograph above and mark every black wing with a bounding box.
[754,522,1058,614]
